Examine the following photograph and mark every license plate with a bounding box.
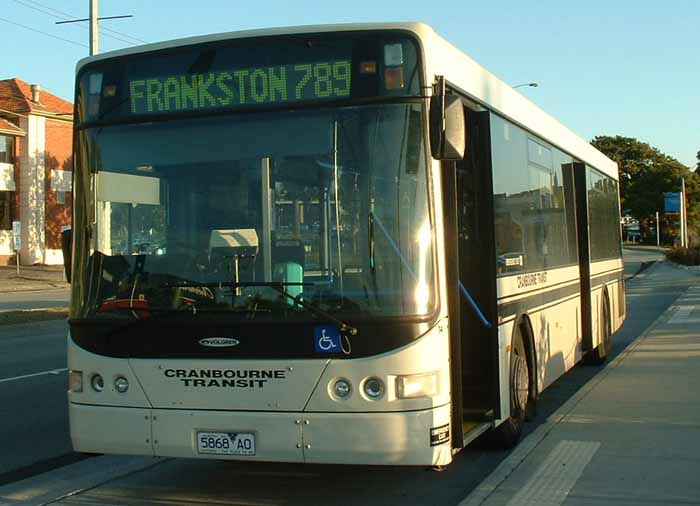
[197,432,256,456]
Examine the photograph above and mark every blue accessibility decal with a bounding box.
[314,325,341,353]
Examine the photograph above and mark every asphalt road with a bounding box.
[0,289,70,312]
[0,255,694,504]
[622,246,666,278]
[0,320,70,481]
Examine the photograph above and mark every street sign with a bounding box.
[11,221,21,251]
[664,192,681,213]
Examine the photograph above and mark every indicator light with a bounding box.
[359,61,377,74]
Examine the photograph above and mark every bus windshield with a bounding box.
[74,102,435,320]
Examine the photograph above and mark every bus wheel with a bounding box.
[491,327,531,449]
[586,296,611,366]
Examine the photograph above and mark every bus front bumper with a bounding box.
[70,402,453,466]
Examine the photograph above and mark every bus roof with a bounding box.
[76,22,617,178]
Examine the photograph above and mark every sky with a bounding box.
[2,0,698,168]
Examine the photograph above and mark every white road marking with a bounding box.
[668,305,700,324]
[0,368,68,384]
[505,440,600,506]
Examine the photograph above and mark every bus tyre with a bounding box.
[491,328,531,449]
[586,296,611,366]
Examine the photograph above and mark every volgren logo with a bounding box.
[199,337,240,348]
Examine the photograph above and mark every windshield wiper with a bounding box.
[160,280,358,336]
[262,282,358,337]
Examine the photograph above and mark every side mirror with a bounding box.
[61,227,72,283]
[430,79,466,160]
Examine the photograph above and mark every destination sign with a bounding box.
[129,60,352,115]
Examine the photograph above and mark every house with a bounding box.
[0,77,73,265]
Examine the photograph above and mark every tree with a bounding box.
[696,150,700,173]
[591,136,700,245]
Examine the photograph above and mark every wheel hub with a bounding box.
[512,354,529,411]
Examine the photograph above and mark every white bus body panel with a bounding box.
[70,404,153,456]
[590,258,625,347]
[68,325,454,466]
[128,359,328,411]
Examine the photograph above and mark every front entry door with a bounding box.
[455,109,499,420]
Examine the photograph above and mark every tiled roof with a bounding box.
[0,118,24,136]
[0,78,73,117]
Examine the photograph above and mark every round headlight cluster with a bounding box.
[90,374,104,392]
[363,377,385,400]
[88,373,130,394]
[332,378,352,399]
[329,377,386,401]
[114,376,129,393]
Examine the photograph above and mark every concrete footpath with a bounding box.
[0,266,67,293]
[461,266,700,506]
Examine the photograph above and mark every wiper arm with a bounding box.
[261,282,358,337]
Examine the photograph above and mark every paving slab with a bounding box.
[460,269,700,506]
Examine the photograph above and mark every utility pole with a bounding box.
[656,211,660,248]
[55,3,133,55]
[90,0,98,55]
[681,178,688,247]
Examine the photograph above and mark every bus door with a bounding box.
[442,107,500,448]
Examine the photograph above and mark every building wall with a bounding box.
[44,118,72,252]
[0,137,20,264]
[2,113,72,265]
[18,115,46,264]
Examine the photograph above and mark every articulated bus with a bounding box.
[65,23,624,466]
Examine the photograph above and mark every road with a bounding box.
[0,320,71,483]
[622,246,665,278]
[0,255,694,504]
[0,289,70,312]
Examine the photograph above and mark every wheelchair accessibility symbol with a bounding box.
[315,325,340,353]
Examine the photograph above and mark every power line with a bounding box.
[11,0,145,46]
[0,16,87,48]
[56,15,134,24]
[11,0,135,46]
[15,0,147,45]
[21,0,146,43]
[13,0,134,45]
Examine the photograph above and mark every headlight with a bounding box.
[69,370,83,393]
[396,372,438,399]
[331,379,352,399]
[363,377,385,400]
[114,376,129,393]
[90,374,104,392]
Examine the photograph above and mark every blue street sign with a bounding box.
[664,192,681,213]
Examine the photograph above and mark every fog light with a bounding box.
[69,370,83,393]
[114,376,129,393]
[396,372,438,399]
[363,377,385,400]
[90,374,104,392]
[332,379,352,399]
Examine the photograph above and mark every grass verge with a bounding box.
[0,307,68,326]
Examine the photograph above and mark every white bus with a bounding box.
[64,22,625,466]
